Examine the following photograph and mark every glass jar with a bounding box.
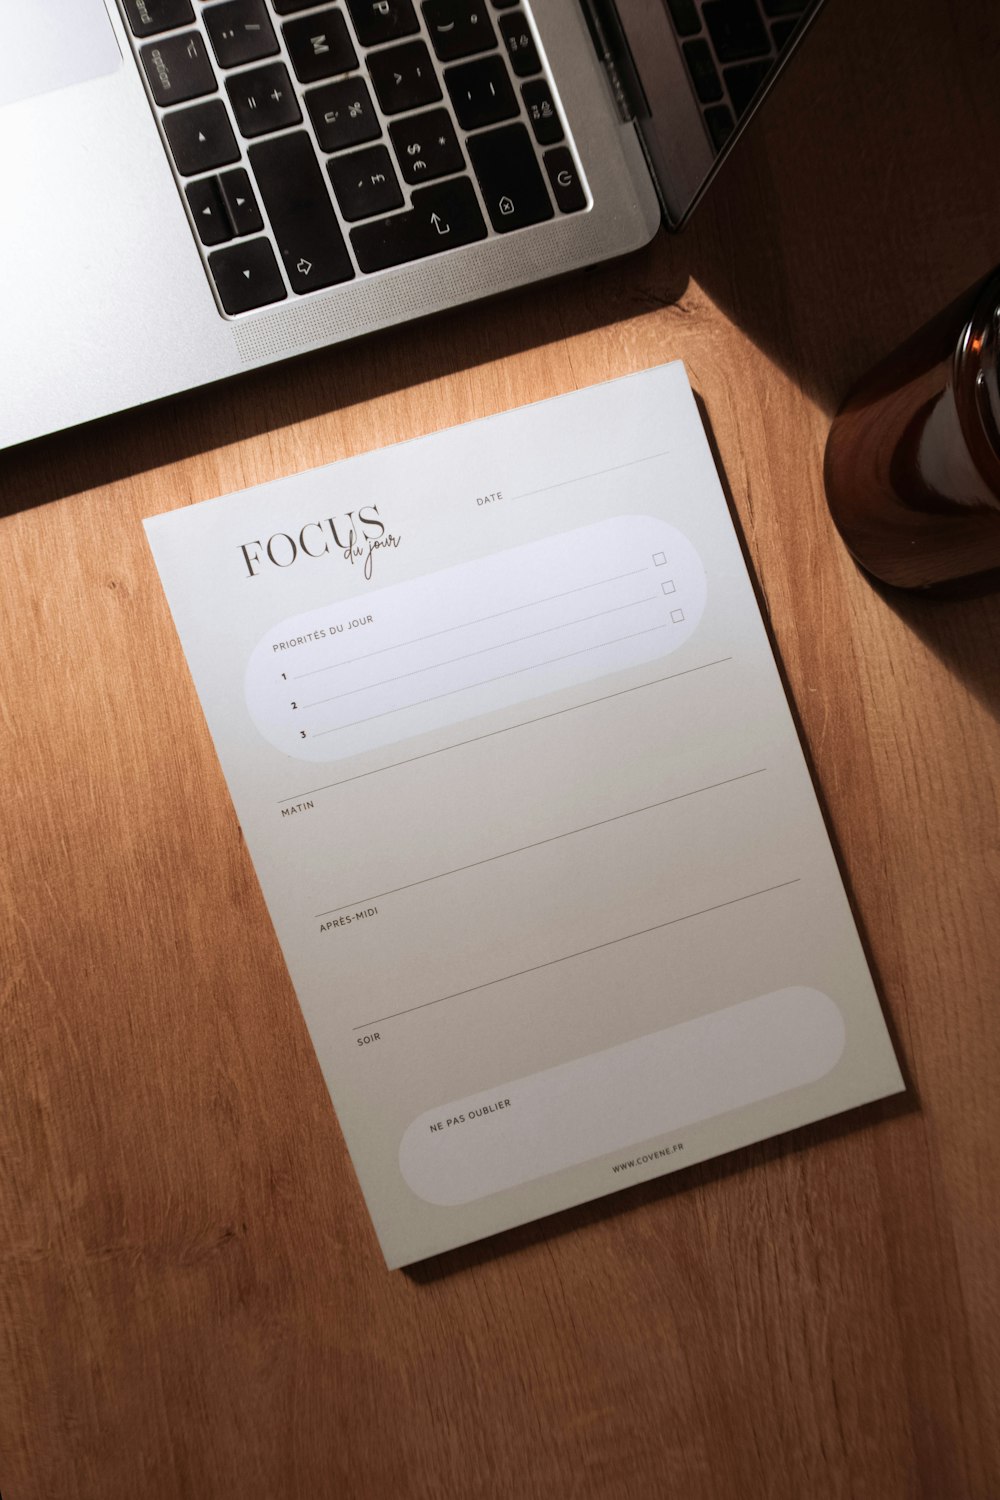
[824,269,1000,590]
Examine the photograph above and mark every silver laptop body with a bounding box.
[0,0,821,449]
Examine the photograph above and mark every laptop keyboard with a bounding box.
[665,0,811,152]
[119,0,586,315]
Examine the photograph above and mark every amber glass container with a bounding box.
[824,270,1000,590]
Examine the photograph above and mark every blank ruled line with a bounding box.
[312,622,672,736]
[302,594,659,710]
[353,879,801,1029]
[509,450,673,504]
[276,657,733,804]
[316,769,766,917]
[291,567,649,680]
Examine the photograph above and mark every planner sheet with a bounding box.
[145,362,903,1267]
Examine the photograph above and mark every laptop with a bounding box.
[0,0,822,449]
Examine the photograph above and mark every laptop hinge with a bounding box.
[577,0,649,126]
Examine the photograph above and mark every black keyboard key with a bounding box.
[702,0,770,62]
[445,55,516,130]
[219,168,264,233]
[328,145,404,220]
[307,78,381,152]
[368,42,442,114]
[521,79,562,144]
[271,0,316,9]
[227,62,301,135]
[467,122,552,231]
[723,58,770,116]
[186,176,233,244]
[140,31,216,106]
[328,148,405,223]
[345,0,419,47]
[422,0,497,62]
[282,10,358,83]
[204,0,278,67]
[248,131,354,291]
[123,0,194,38]
[490,0,518,8]
[762,0,806,13]
[665,0,700,37]
[498,13,540,76]
[703,102,734,149]
[163,100,240,173]
[209,238,287,311]
[542,146,585,213]
[682,39,722,103]
[389,108,464,183]
[351,177,486,271]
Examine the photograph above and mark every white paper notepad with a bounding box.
[145,363,903,1267]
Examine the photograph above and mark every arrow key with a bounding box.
[185,177,233,246]
[208,238,287,314]
[219,168,264,236]
[163,100,240,176]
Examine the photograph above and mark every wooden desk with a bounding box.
[3,0,999,1495]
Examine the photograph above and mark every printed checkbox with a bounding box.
[652,551,667,566]
[660,579,676,595]
[670,608,685,623]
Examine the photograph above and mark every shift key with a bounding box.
[351,178,486,272]
[247,132,354,293]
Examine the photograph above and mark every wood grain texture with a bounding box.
[2,0,999,1495]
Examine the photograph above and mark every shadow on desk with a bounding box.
[863,573,1000,719]
[671,0,1000,416]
